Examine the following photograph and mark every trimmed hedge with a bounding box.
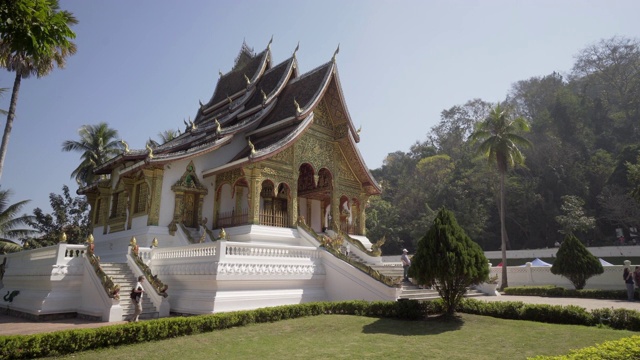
[1,299,638,359]
[504,285,639,300]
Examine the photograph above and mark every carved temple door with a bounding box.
[182,192,199,227]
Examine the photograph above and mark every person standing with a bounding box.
[401,249,411,282]
[128,275,145,322]
[623,267,635,301]
[634,266,640,290]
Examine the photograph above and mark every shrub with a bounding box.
[551,233,603,290]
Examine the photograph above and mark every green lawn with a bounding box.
[48,313,634,360]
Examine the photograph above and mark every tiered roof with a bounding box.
[89,40,381,196]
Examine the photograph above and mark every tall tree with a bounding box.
[0,189,36,253]
[61,122,123,186]
[469,104,531,289]
[409,207,489,316]
[0,0,77,180]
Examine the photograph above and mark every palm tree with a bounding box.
[147,129,178,148]
[0,0,78,181]
[469,104,531,290]
[62,122,123,186]
[0,189,37,253]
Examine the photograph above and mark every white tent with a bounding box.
[599,258,614,266]
[530,258,552,266]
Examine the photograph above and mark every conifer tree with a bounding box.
[551,233,603,289]
[410,207,489,315]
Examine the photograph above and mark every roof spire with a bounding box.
[293,42,300,58]
[294,98,302,115]
[219,70,223,78]
[267,35,273,50]
[248,138,256,155]
[332,44,340,63]
[121,140,130,154]
[146,143,154,159]
[215,118,221,135]
[199,99,204,108]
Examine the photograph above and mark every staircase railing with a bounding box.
[296,219,401,287]
[127,246,170,317]
[86,243,121,300]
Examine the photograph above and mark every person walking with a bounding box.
[401,249,411,283]
[623,267,635,301]
[127,276,145,322]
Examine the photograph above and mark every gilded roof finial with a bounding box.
[261,89,267,103]
[214,118,221,134]
[248,138,256,155]
[293,42,299,57]
[199,99,204,108]
[121,140,130,154]
[294,98,302,115]
[189,117,196,131]
[267,35,273,50]
[244,74,251,86]
[357,125,362,135]
[219,70,223,78]
[146,143,154,159]
[332,44,340,63]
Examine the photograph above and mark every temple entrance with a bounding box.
[260,181,290,227]
[297,164,333,233]
[182,192,199,227]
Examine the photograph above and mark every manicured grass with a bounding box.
[47,313,635,360]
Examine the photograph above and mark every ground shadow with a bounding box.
[361,315,464,336]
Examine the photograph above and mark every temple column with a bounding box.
[247,167,262,225]
[358,193,368,236]
[289,174,298,227]
[143,167,164,226]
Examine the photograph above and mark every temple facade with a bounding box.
[80,41,381,259]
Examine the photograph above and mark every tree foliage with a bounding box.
[409,208,489,315]
[61,122,123,186]
[25,185,90,248]
[0,0,77,180]
[550,233,603,289]
[0,189,36,253]
[366,36,640,254]
[555,195,596,235]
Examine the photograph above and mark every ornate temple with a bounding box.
[82,40,381,257]
[0,41,415,322]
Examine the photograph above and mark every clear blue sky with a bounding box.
[1,0,639,217]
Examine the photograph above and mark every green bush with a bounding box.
[504,285,637,300]
[1,299,639,359]
[528,335,640,359]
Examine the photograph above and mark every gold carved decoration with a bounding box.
[313,101,332,130]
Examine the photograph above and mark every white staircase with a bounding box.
[100,263,159,320]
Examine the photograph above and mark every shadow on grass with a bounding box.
[361,314,464,336]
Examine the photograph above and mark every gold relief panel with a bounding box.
[295,135,334,170]
[313,101,333,130]
[270,146,294,163]
[334,123,349,140]
[217,168,244,186]
[338,156,357,182]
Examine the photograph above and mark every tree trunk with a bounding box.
[0,72,22,181]
[500,171,508,290]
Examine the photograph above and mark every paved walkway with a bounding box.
[1,296,639,336]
